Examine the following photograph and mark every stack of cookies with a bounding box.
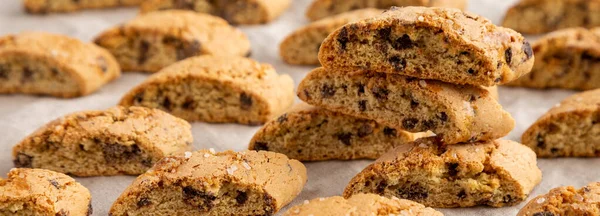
[296,6,544,208]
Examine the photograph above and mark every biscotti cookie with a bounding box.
[283,193,443,216]
[110,150,307,216]
[120,56,294,125]
[344,137,542,208]
[24,0,143,14]
[306,0,467,21]
[139,0,291,25]
[0,32,120,98]
[297,67,514,144]
[319,6,534,86]
[507,28,600,90]
[12,106,192,177]
[518,182,600,216]
[521,89,600,157]
[0,168,92,216]
[503,0,600,34]
[94,10,251,73]
[281,9,384,65]
[249,103,416,161]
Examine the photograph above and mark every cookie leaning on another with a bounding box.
[23,0,143,14]
[518,182,600,216]
[120,56,294,125]
[94,10,251,73]
[110,150,307,216]
[0,32,120,98]
[12,106,192,177]
[0,168,92,216]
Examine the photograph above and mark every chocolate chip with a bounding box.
[447,163,459,176]
[389,56,406,71]
[102,144,142,163]
[503,195,514,203]
[182,98,195,109]
[134,93,144,104]
[371,86,389,100]
[378,27,391,40]
[96,56,108,73]
[137,197,151,207]
[393,34,414,50]
[138,40,150,65]
[439,112,448,122]
[162,97,172,110]
[245,50,252,58]
[235,191,248,204]
[523,41,533,60]
[49,179,60,189]
[303,89,311,99]
[402,118,419,130]
[337,27,349,50]
[397,184,428,200]
[55,209,68,216]
[182,186,216,210]
[383,127,397,137]
[22,67,33,82]
[253,141,269,151]
[142,158,154,167]
[536,134,545,149]
[357,124,373,137]
[550,148,560,154]
[505,47,513,65]
[457,190,467,199]
[177,40,202,61]
[0,64,7,79]
[357,83,365,95]
[14,153,33,168]
[336,132,352,145]
[358,100,367,112]
[320,84,336,98]
[423,120,436,129]
[410,98,419,109]
[174,0,194,9]
[376,180,387,194]
[277,114,288,124]
[87,203,93,216]
[533,212,555,216]
[584,187,592,193]
[240,93,253,110]
[263,194,275,215]
[467,68,476,75]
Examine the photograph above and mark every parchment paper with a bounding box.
[1,0,599,215]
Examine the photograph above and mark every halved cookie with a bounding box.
[249,103,417,161]
[23,0,143,14]
[0,32,120,98]
[344,137,542,208]
[0,168,92,216]
[283,193,443,215]
[518,182,600,216]
[12,106,193,177]
[507,28,600,90]
[139,0,291,25]
[297,67,514,144]
[281,9,384,65]
[109,150,307,215]
[522,89,600,157]
[502,0,600,34]
[319,6,534,86]
[120,56,294,125]
[94,10,251,73]
[306,0,467,21]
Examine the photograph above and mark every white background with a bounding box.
[0,0,598,215]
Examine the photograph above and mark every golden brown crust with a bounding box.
[518,182,600,216]
[23,0,143,13]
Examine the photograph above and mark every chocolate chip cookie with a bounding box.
[297,67,515,144]
[283,193,443,216]
[109,150,307,216]
[518,182,600,216]
[319,6,534,86]
[306,0,468,21]
[502,0,600,34]
[94,10,251,73]
[0,168,92,216]
[344,137,542,207]
[507,27,600,90]
[23,0,143,14]
[521,88,600,157]
[119,56,294,125]
[249,103,418,161]
[0,32,120,98]
[12,106,193,177]
[139,0,291,25]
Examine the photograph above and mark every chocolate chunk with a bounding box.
[447,163,459,176]
[389,56,406,71]
[235,191,248,205]
[182,186,216,210]
[337,27,349,50]
[240,93,253,110]
[138,40,150,65]
[505,47,513,65]
[102,144,141,163]
[174,0,195,9]
[383,127,397,137]
[137,197,151,207]
[376,180,388,194]
[378,27,391,40]
[357,83,365,95]
[402,118,419,130]
[467,68,476,75]
[397,184,428,200]
[536,134,545,149]
[336,132,352,146]
[358,100,367,112]
[14,153,33,168]
[96,56,108,73]
[320,84,336,98]
[523,41,533,60]
[357,124,373,138]
[457,190,467,199]
[49,179,60,189]
[55,209,68,216]
[393,34,414,50]
[253,141,269,151]
[439,112,448,122]
[277,114,288,124]
[533,212,555,216]
[22,67,33,82]
[177,40,202,61]
[371,86,389,100]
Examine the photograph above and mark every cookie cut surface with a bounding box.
[139,0,291,24]
[109,150,307,216]
[297,67,514,144]
[319,6,534,86]
[522,89,600,157]
[344,137,542,208]
[120,56,294,125]
[518,182,600,216]
[23,0,143,14]
[0,168,92,216]
[283,193,443,216]
[12,106,193,177]
[0,32,120,98]
[94,10,251,73]
[249,103,417,161]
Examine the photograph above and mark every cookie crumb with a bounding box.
[184,152,192,159]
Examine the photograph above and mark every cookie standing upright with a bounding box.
[139,0,291,24]
[503,0,600,34]
[521,89,600,157]
[94,10,251,73]
[0,32,120,98]
[12,106,193,177]
[518,182,600,216]
[508,28,600,90]
[110,150,307,215]
[0,168,92,216]
[344,137,543,208]
[120,56,294,125]
[306,0,468,21]
[319,6,534,86]
[23,0,143,14]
